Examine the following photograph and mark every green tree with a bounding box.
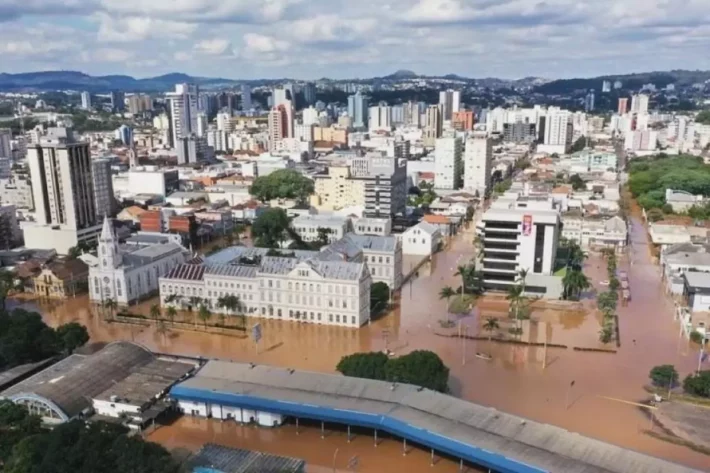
[0,401,42,464]
[506,284,524,329]
[370,282,390,316]
[568,173,586,191]
[336,352,388,380]
[103,298,118,318]
[3,419,180,473]
[483,317,500,341]
[0,270,15,310]
[198,305,212,329]
[599,322,613,344]
[683,371,710,398]
[695,110,710,125]
[0,309,62,371]
[563,268,591,300]
[569,136,587,153]
[439,286,455,323]
[649,365,679,388]
[166,306,178,326]
[55,322,89,354]
[384,350,450,393]
[251,208,290,248]
[249,169,314,203]
[149,304,161,322]
[646,208,664,222]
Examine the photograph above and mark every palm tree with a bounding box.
[454,265,469,298]
[156,320,169,344]
[483,317,500,341]
[517,268,528,295]
[188,296,202,312]
[149,304,161,322]
[166,306,178,326]
[439,286,455,323]
[506,284,523,331]
[217,295,244,327]
[103,298,118,319]
[563,268,590,300]
[198,304,212,330]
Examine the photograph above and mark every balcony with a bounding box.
[483,231,519,241]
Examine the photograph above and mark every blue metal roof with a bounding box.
[170,385,545,473]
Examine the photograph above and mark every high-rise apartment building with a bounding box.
[268,104,294,149]
[584,90,595,112]
[241,84,253,111]
[452,111,474,131]
[167,83,199,147]
[434,137,463,190]
[602,81,611,93]
[352,155,407,218]
[92,158,115,218]
[0,128,11,160]
[81,91,92,110]
[368,104,392,131]
[438,89,461,121]
[503,123,536,143]
[347,91,368,129]
[630,94,649,114]
[540,108,573,154]
[423,105,442,147]
[24,128,102,253]
[618,98,629,115]
[303,82,316,105]
[110,91,125,112]
[464,132,492,197]
[127,94,153,114]
[302,106,319,126]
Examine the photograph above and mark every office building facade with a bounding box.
[434,137,463,190]
[464,132,492,197]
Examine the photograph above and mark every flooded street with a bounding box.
[15,217,710,469]
[149,417,486,473]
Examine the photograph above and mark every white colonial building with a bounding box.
[561,212,628,253]
[89,217,188,305]
[160,256,372,327]
[401,221,442,256]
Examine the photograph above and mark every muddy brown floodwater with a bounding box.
[13,218,710,470]
[149,417,487,473]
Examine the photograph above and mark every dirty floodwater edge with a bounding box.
[8,218,710,470]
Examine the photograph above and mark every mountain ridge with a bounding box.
[0,69,708,93]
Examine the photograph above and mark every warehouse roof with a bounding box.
[1,342,195,420]
[189,443,305,473]
[171,361,702,473]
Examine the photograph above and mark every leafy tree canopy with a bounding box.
[251,208,290,248]
[370,282,390,316]
[249,169,314,203]
[683,370,710,398]
[628,155,710,211]
[0,413,180,473]
[336,350,450,393]
[569,136,587,153]
[695,110,710,125]
[649,364,679,387]
[568,173,586,191]
[0,309,90,371]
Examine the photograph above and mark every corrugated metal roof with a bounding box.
[205,264,258,279]
[163,263,206,281]
[172,361,702,473]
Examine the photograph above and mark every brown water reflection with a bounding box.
[149,417,486,473]
[14,219,710,469]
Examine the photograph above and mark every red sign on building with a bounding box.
[522,215,533,236]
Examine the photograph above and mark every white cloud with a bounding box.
[95,14,197,42]
[1,0,710,78]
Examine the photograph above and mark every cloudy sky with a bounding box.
[2,0,710,80]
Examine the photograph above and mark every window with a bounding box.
[329,314,333,322]
[268,280,273,288]
[296,282,300,291]
[261,307,266,315]
[352,316,356,325]
[336,315,340,323]
[278,309,282,317]
[276,280,280,288]
[318,313,322,321]
[386,257,390,263]
[329,300,333,307]
[288,282,292,290]
[379,257,383,263]
[343,301,347,309]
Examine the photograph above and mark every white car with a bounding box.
[600,280,610,286]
